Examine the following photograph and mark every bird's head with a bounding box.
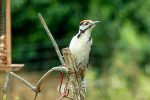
[79,20,100,33]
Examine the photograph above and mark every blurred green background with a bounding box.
[8,0,150,99]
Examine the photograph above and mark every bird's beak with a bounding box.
[93,21,100,24]
[92,21,100,26]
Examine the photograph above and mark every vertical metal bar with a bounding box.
[6,0,11,64]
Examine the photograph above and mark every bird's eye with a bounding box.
[85,23,89,25]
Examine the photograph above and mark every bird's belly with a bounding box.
[69,43,91,68]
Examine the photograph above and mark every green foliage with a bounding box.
[10,0,150,72]
[86,69,150,100]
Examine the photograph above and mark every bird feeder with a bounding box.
[0,0,24,71]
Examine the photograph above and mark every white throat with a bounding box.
[77,26,94,39]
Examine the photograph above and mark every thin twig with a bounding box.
[38,13,65,65]
[33,92,38,100]
[10,72,36,92]
[2,72,10,99]
[36,66,68,89]
[34,66,68,100]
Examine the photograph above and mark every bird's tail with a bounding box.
[80,69,86,97]
[81,77,86,96]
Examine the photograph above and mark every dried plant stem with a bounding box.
[62,48,85,100]
[34,66,68,100]
[36,66,68,90]
[10,72,36,92]
[38,13,65,65]
[2,72,10,99]
[38,13,67,100]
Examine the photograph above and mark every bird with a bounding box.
[69,19,100,95]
